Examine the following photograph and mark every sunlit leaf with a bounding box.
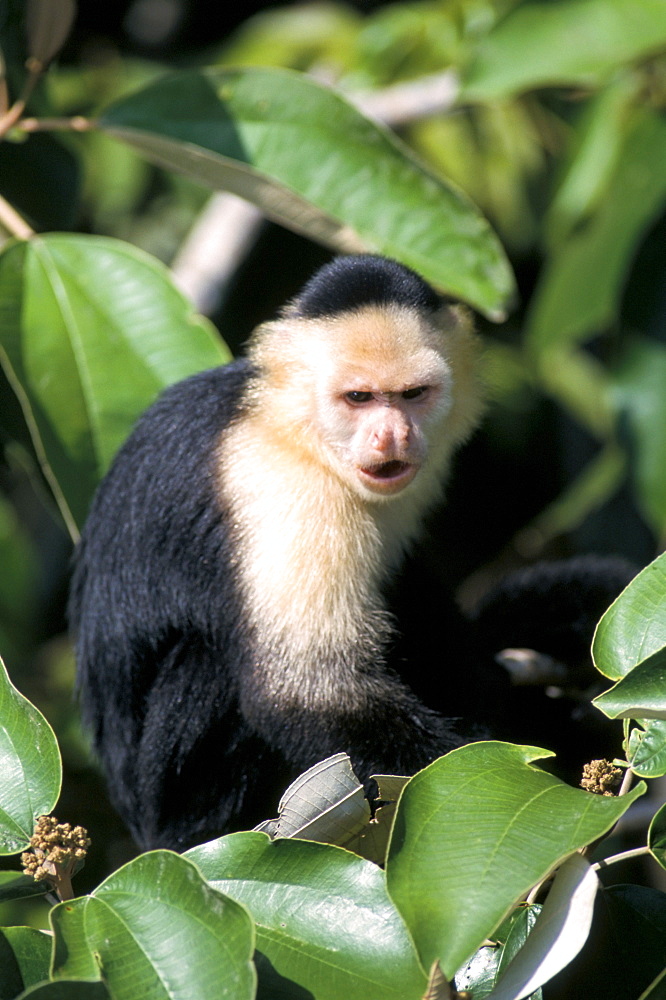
[51,851,256,1000]
[187,831,427,1000]
[461,0,666,101]
[0,234,229,536]
[0,657,61,855]
[386,742,644,979]
[98,66,515,319]
[593,552,666,680]
[593,648,666,720]
[627,720,666,779]
[487,855,598,999]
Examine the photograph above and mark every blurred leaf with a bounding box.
[487,855,598,999]
[593,552,666,680]
[51,851,256,1000]
[593,647,666,720]
[611,338,666,538]
[218,2,360,72]
[461,0,666,101]
[0,657,61,855]
[385,742,644,979]
[627,720,666,779]
[0,234,230,537]
[26,0,76,66]
[524,442,625,544]
[99,66,515,319]
[546,73,641,247]
[187,831,427,1000]
[526,111,666,354]
[0,871,48,901]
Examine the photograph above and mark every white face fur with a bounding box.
[308,304,456,501]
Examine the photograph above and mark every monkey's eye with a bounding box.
[402,386,429,400]
[344,391,374,405]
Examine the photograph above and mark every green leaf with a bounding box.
[593,552,666,680]
[0,871,49,902]
[0,234,230,536]
[461,0,666,101]
[627,720,666,779]
[526,111,666,355]
[0,657,61,855]
[0,926,52,999]
[51,851,256,1000]
[17,984,109,1000]
[455,945,503,1000]
[50,897,101,982]
[611,338,666,537]
[593,647,666,720]
[98,66,515,319]
[385,742,644,979]
[186,831,427,1000]
[487,855,598,999]
[648,801,666,871]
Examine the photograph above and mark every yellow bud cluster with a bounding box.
[21,815,91,884]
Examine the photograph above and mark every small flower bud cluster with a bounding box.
[580,759,623,796]
[21,815,91,884]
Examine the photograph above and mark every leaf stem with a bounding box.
[19,115,93,133]
[0,194,34,239]
[593,845,650,870]
[618,767,634,796]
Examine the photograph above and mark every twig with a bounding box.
[0,194,34,239]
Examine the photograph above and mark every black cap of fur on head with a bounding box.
[292,255,442,319]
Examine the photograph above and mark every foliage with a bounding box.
[0,0,665,997]
[1,576,666,1000]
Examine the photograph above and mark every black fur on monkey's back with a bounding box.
[70,255,635,852]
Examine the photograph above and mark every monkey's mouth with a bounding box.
[358,460,417,493]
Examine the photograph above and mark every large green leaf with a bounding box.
[385,742,644,979]
[50,851,256,1000]
[186,831,427,1000]
[98,66,515,319]
[0,657,61,855]
[593,552,666,680]
[0,234,230,537]
[461,0,666,101]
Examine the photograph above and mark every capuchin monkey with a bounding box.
[69,255,633,851]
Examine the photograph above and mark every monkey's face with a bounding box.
[311,306,456,501]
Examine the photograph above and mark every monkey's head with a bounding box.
[247,256,485,503]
